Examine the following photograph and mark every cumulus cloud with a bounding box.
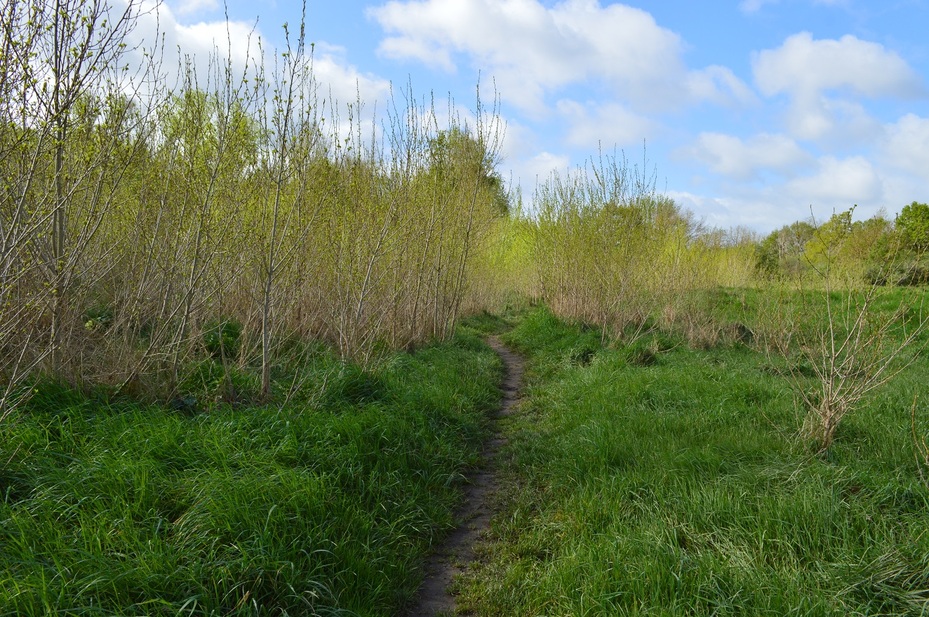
[683,132,812,180]
[368,0,752,114]
[883,114,929,177]
[739,0,777,13]
[786,96,883,144]
[753,32,921,100]
[169,0,218,17]
[309,44,392,112]
[741,0,848,13]
[787,156,882,206]
[686,65,758,107]
[667,190,747,229]
[125,4,389,115]
[508,151,573,209]
[752,32,922,144]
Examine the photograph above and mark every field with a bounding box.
[458,305,929,616]
[5,297,929,615]
[3,2,929,614]
[0,332,501,616]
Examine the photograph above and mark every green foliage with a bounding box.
[178,358,260,405]
[897,202,929,253]
[754,231,781,277]
[530,152,717,341]
[323,363,388,407]
[804,208,854,271]
[759,219,816,278]
[202,318,243,360]
[0,335,500,615]
[754,210,902,286]
[427,127,509,216]
[83,304,114,332]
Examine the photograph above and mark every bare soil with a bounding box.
[405,336,524,617]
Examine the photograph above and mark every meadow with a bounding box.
[0,331,502,615]
[3,1,929,614]
[458,305,929,616]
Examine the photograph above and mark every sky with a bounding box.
[146,0,929,232]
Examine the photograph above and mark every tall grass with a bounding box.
[457,308,929,615]
[0,331,502,615]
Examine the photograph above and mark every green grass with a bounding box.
[458,307,929,616]
[0,331,502,616]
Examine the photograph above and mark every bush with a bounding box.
[202,318,243,360]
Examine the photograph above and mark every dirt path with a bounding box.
[406,336,524,617]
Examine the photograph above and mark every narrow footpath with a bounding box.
[407,336,524,617]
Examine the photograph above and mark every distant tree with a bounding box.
[754,219,816,278]
[427,127,509,215]
[896,201,929,253]
[804,208,854,273]
[755,231,780,277]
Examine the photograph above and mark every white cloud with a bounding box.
[509,151,573,210]
[741,0,849,12]
[556,99,656,149]
[310,44,392,112]
[883,114,929,177]
[786,155,882,205]
[785,95,883,143]
[753,32,921,99]
[169,0,218,17]
[173,20,260,76]
[377,35,455,72]
[668,190,745,228]
[368,0,752,114]
[752,33,922,144]
[684,132,812,180]
[686,65,758,107]
[125,4,390,119]
[739,0,777,13]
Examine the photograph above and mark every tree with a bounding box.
[760,209,929,452]
[427,127,509,216]
[896,201,929,253]
[753,220,816,278]
[1,0,156,409]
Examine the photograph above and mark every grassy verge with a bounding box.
[458,307,929,616]
[0,331,502,616]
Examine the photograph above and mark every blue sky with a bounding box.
[150,0,929,232]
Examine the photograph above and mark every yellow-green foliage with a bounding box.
[757,208,894,286]
[528,155,721,340]
[0,4,508,400]
[465,205,539,314]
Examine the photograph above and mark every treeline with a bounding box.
[490,151,758,346]
[528,154,722,340]
[496,158,926,347]
[755,202,929,286]
[0,0,506,410]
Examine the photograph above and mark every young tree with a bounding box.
[761,208,929,451]
[1,0,158,410]
[897,202,929,253]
